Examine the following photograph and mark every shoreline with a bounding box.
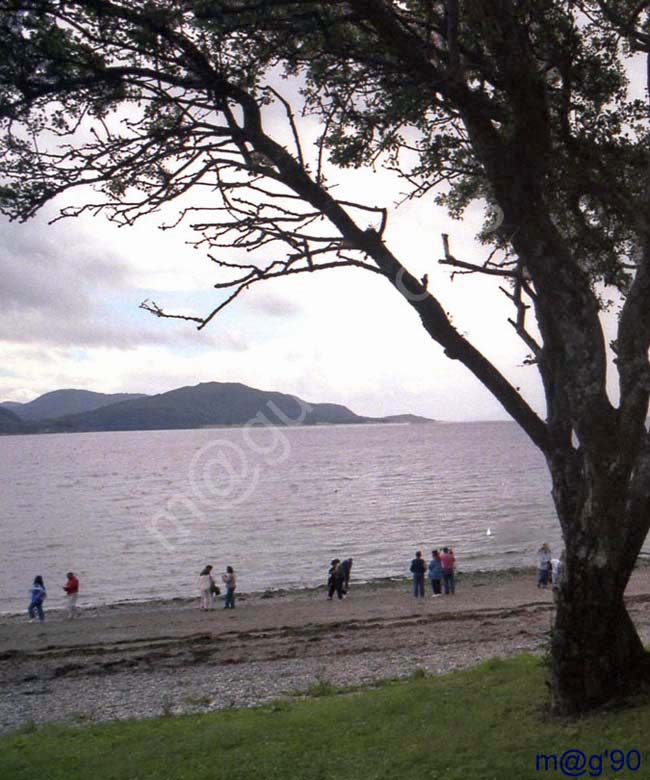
[0,418,439,438]
[3,566,650,735]
[0,566,543,619]
[2,556,640,618]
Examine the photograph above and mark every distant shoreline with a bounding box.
[0,419,535,438]
[0,418,439,437]
[4,559,650,618]
[0,566,536,618]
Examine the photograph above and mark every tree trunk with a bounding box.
[551,560,647,714]
[549,468,650,713]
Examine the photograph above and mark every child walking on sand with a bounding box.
[63,572,80,619]
[28,576,47,623]
[222,566,236,609]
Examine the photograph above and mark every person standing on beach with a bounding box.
[410,551,426,598]
[199,565,214,610]
[428,550,442,597]
[28,576,46,623]
[63,572,79,619]
[222,566,236,609]
[537,544,552,588]
[551,557,562,589]
[335,558,349,596]
[341,558,353,592]
[327,559,344,600]
[209,573,221,607]
[440,547,456,595]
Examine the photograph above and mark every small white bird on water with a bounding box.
[486,528,492,536]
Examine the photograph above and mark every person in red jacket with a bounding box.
[440,548,456,595]
[63,572,80,619]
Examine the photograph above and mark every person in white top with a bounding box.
[198,565,214,610]
[551,558,562,588]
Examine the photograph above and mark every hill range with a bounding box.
[0,382,433,435]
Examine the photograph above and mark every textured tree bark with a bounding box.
[548,459,650,713]
[551,560,647,714]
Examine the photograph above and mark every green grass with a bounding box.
[1,655,648,780]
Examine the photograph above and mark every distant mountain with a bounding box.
[375,414,433,424]
[1,381,435,435]
[0,406,29,434]
[1,389,149,422]
[41,382,365,432]
[0,401,23,414]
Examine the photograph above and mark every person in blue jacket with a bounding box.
[28,575,47,623]
[428,550,443,597]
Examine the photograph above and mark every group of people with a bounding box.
[327,557,353,600]
[28,572,79,623]
[28,565,237,622]
[410,548,457,598]
[28,543,559,623]
[324,550,457,602]
[199,564,237,610]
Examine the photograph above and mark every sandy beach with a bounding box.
[3,567,650,734]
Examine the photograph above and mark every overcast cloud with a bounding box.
[4,51,629,419]
[0,175,551,417]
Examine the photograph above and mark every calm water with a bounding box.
[0,422,563,613]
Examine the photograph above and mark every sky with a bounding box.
[0,183,548,421]
[1,50,640,422]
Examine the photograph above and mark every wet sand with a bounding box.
[2,568,650,733]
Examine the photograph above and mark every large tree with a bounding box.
[2,0,650,714]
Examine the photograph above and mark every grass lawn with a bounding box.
[1,655,647,780]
